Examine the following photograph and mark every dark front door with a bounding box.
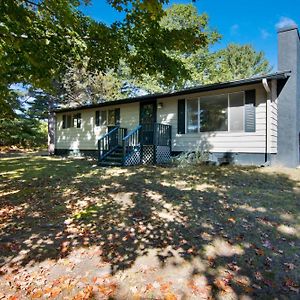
[140,100,157,144]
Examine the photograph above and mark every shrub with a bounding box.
[173,147,210,168]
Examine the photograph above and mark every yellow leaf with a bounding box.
[164,292,177,300]
[32,289,43,298]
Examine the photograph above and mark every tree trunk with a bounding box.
[48,97,55,155]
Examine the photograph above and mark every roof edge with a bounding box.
[53,71,291,113]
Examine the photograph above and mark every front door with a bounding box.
[140,100,157,144]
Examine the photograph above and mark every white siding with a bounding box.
[55,83,276,155]
[157,84,269,153]
[55,102,139,150]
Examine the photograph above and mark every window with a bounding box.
[187,99,198,133]
[73,113,81,128]
[229,92,244,131]
[185,91,246,133]
[95,109,119,126]
[100,111,107,126]
[62,113,80,129]
[108,110,116,125]
[62,115,66,129]
[200,94,228,132]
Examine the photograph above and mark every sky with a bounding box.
[80,0,300,70]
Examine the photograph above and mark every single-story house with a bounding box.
[54,24,300,167]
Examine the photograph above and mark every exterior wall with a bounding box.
[54,83,273,166]
[157,83,269,154]
[275,26,300,167]
[55,102,139,151]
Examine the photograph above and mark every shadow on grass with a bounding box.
[0,156,300,298]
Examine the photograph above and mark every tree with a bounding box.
[1,0,218,152]
[62,62,126,106]
[114,4,220,94]
[125,43,272,94]
[210,44,272,82]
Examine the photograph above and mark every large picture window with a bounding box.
[186,92,245,133]
[200,94,228,132]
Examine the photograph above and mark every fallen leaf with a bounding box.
[50,287,61,298]
[133,293,141,300]
[31,289,43,298]
[164,292,177,300]
[160,282,171,292]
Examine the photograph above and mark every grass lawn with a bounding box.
[0,156,299,299]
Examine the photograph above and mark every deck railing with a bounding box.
[98,126,127,161]
[154,123,171,146]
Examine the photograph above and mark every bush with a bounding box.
[0,117,47,148]
[173,147,210,168]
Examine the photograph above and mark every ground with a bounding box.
[0,155,299,300]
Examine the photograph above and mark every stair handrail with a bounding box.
[99,126,119,141]
[98,126,127,161]
[122,125,142,164]
[122,125,142,141]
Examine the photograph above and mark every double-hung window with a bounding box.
[95,108,120,126]
[62,113,81,129]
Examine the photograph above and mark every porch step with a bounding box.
[99,146,123,167]
[99,161,122,167]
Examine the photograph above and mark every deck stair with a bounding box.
[98,123,171,167]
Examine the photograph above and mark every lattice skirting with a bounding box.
[124,145,171,166]
[142,145,155,165]
[124,147,141,166]
[156,146,171,164]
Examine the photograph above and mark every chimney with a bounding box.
[278,24,300,72]
[275,24,300,167]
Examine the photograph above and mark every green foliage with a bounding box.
[209,43,272,83]
[0,88,23,119]
[0,117,47,148]
[173,148,210,168]
[1,1,214,95]
[62,60,126,105]
[128,43,272,94]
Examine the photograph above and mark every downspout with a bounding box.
[262,78,271,165]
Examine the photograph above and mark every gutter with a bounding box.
[262,78,271,165]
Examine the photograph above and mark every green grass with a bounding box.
[0,156,300,299]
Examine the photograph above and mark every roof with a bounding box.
[54,71,291,113]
